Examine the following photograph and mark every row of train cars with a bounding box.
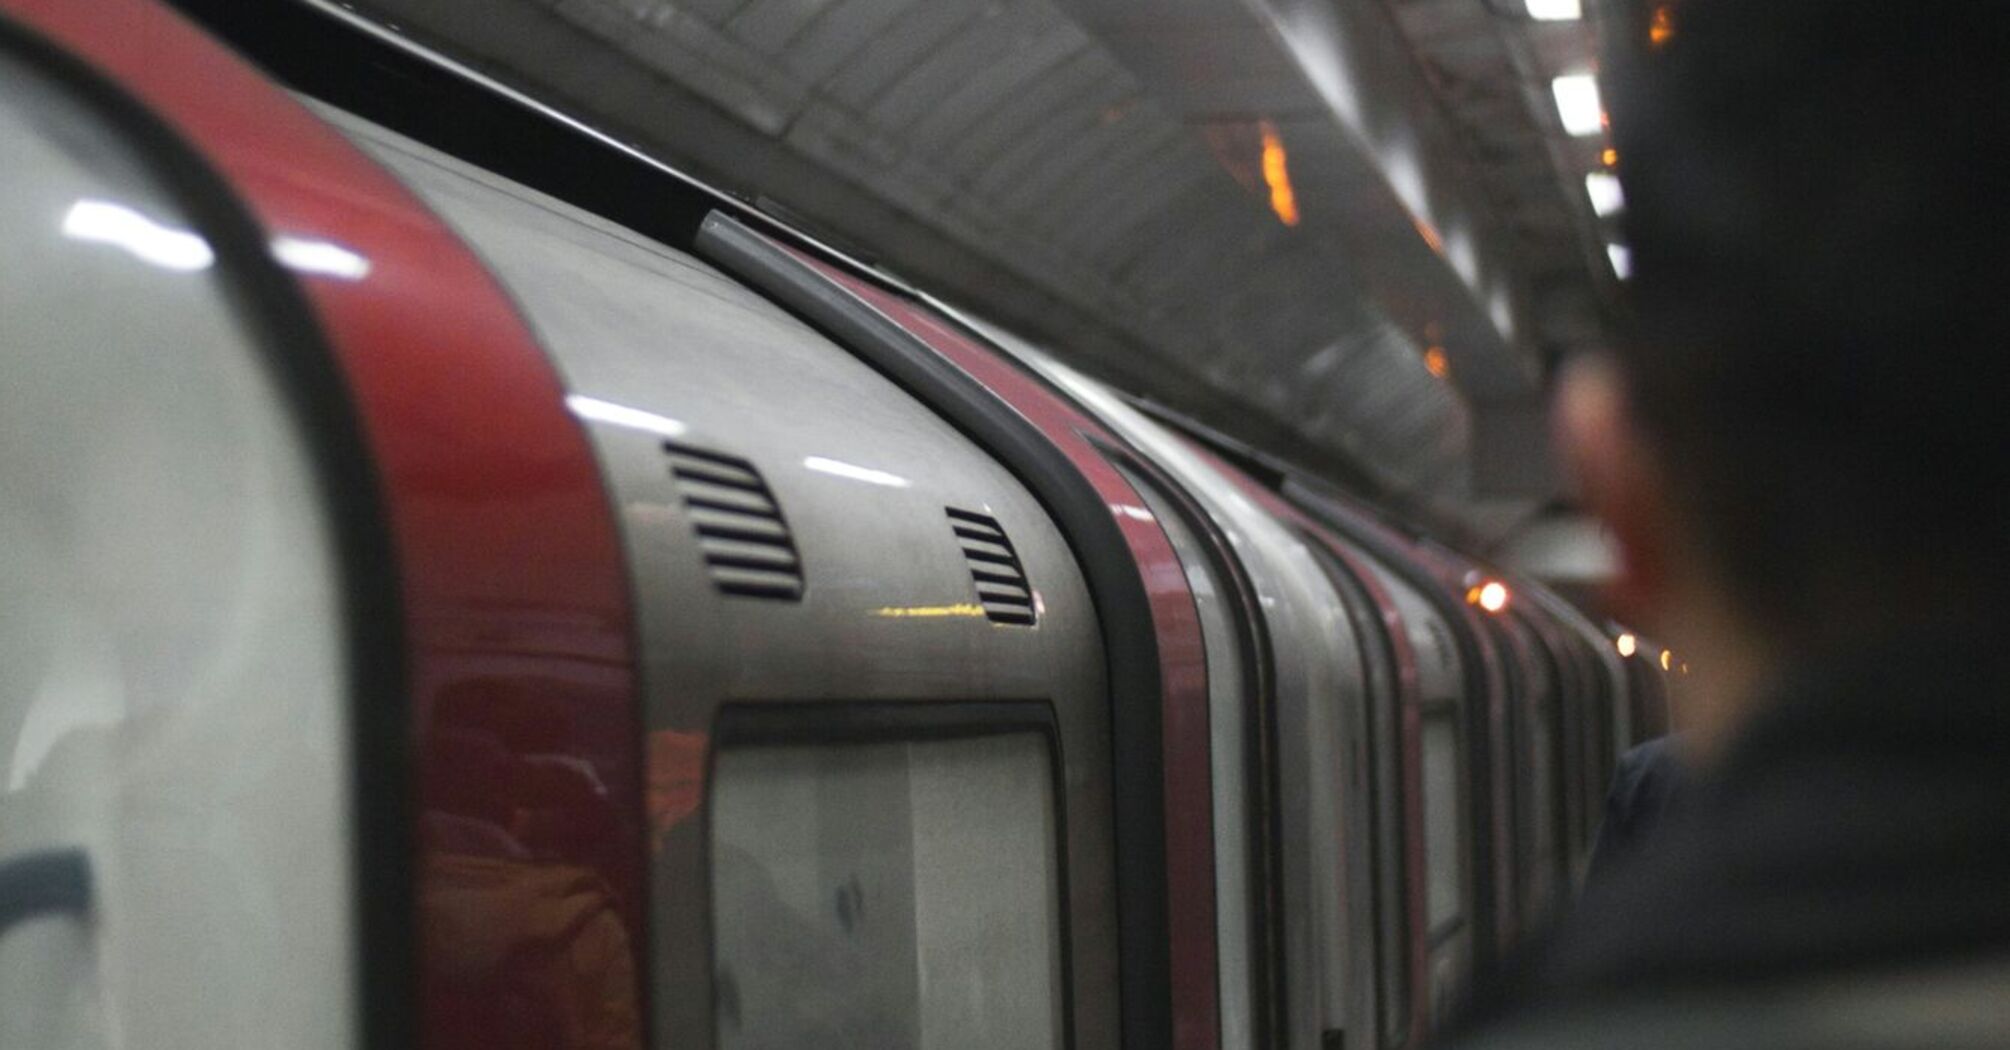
[0,0,1673,1047]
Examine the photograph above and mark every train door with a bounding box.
[1474,612,1529,949]
[685,214,1230,1050]
[1277,486,1491,1029]
[0,18,402,1046]
[1555,628,1605,870]
[1414,547,1515,964]
[987,350,1387,1050]
[1498,611,1566,928]
[1109,457,1275,1050]
[339,122,1137,1050]
[1299,538,1423,1049]
[1516,587,1636,883]
[1352,567,1471,1030]
[1626,646,1671,741]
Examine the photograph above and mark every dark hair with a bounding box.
[1604,0,2010,646]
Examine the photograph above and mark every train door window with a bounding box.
[1420,711,1467,938]
[710,723,1065,1050]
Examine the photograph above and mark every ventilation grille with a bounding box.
[947,508,1036,626]
[664,442,803,601]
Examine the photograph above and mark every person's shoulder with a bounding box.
[1617,735,1681,780]
[1605,735,1686,821]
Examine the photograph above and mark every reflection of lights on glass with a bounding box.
[63,199,214,271]
[1525,0,1581,20]
[1551,74,1606,136]
[1608,243,1634,279]
[1660,649,1674,671]
[1414,215,1445,254]
[802,456,909,488]
[1110,504,1156,522]
[1586,172,1626,217]
[1423,346,1451,379]
[872,604,988,619]
[1680,662,1691,675]
[272,236,371,280]
[1259,120,1301,227]
[1616,632,1638,657]
[1602,147,1619,167]
[566,394,687,438]
[1650,5,1676,47]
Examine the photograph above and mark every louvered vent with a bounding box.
[664,441,803,601]
[947,508,1036,626]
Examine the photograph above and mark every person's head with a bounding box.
[1560,1,2010,730]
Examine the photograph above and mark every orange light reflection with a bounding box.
[1414,216,1445,254]
[1650,5,1675,47]
[1259,121,1301,227]
[873,603,988,619]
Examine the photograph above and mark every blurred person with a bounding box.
[1446,1,2010,1044]
[1581,733,1686,887]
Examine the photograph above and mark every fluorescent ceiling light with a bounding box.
[1526,0,1582,20]
[1585,172,1625,217]
[1607,243,1633,279]
[1551,74,1605,136]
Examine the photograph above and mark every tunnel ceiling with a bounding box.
[336,0,1620,539]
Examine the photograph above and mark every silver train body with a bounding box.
[0,4,1667,1049]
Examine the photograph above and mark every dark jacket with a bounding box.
[1449,634,2010,1046]
[1582,734,1687,888]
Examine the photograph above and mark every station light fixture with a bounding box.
[1660,649,1674,671]
[1607,243,1633,279]
[1650,5,1677,47]
[1525,0,1582,20]
[1259,120,1301,228]
[1467,580,1511,614]
[1551,73,1606,136]
[1616,632,1638,657]
[1586,172,1625,217]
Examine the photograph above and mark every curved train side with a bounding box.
[0,2,1668,1047]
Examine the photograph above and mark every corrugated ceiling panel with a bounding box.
[358,0,1480,504]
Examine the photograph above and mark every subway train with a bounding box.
[0,1,1671,1048]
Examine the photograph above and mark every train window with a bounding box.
[1421,712,1467,937]
[710,729,1065,1049]
[0,38,378,1050]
